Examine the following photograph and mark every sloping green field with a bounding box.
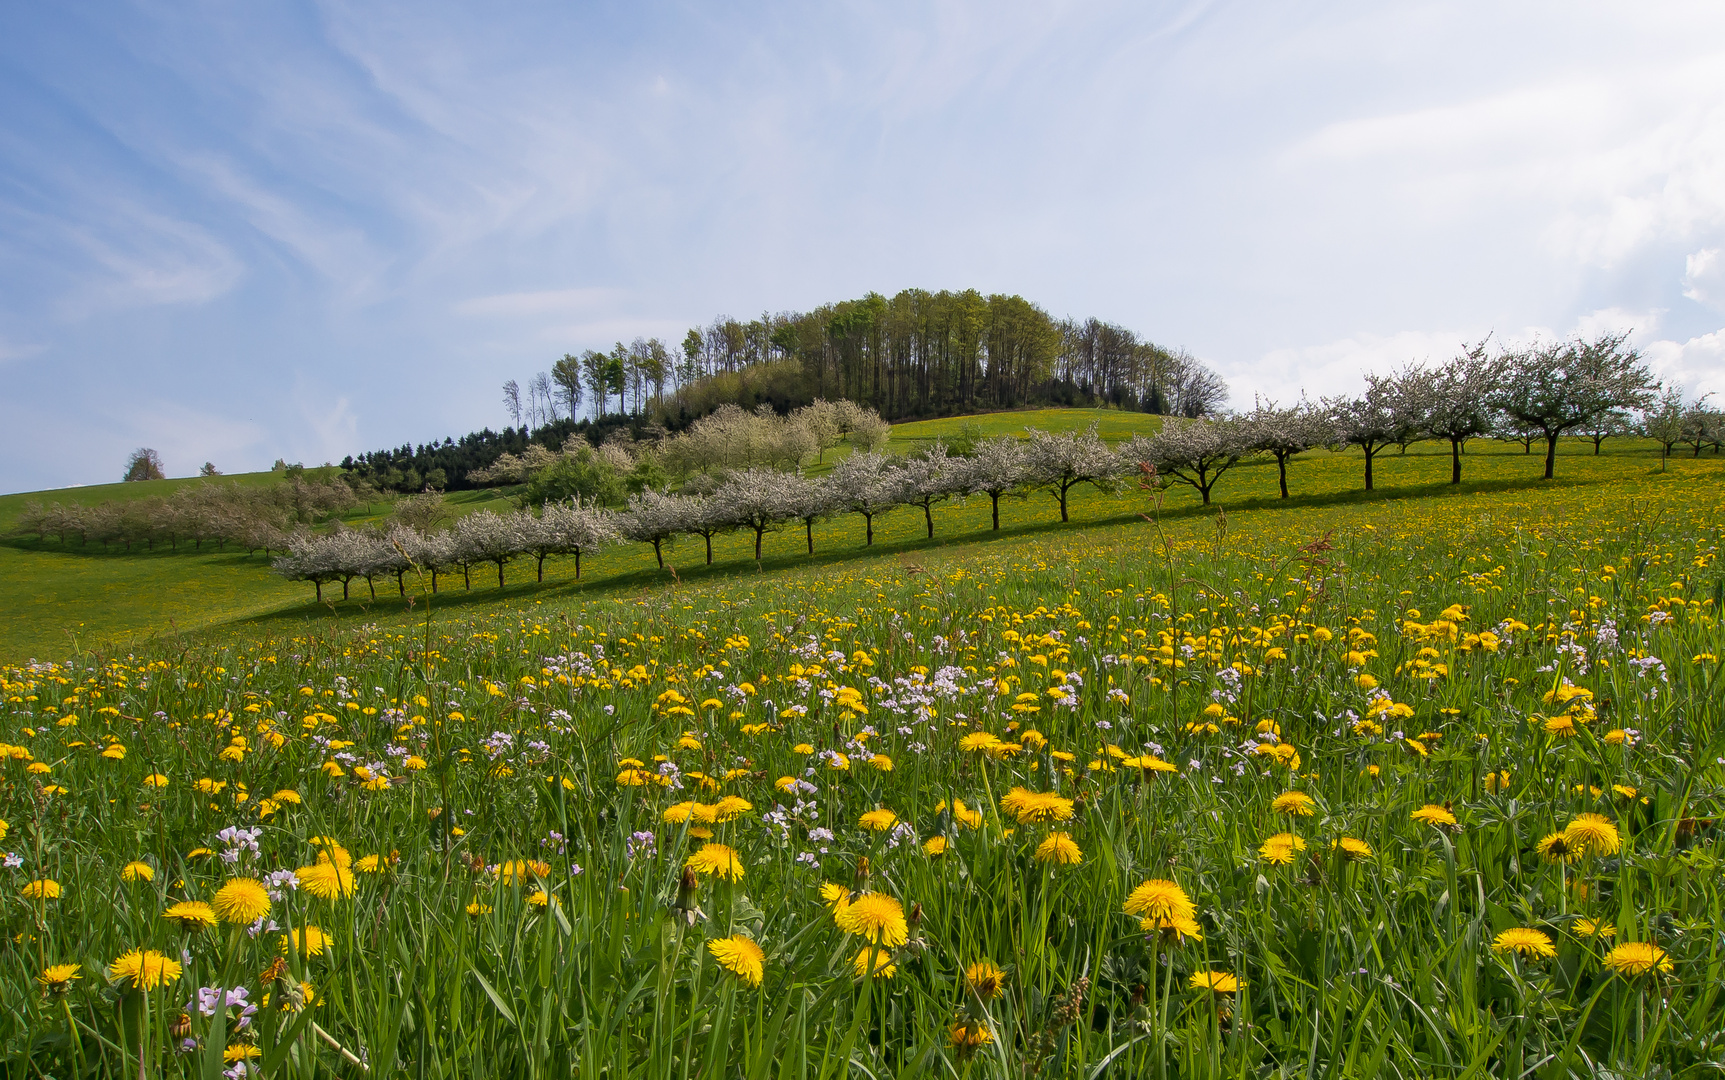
[1,410,1717,661]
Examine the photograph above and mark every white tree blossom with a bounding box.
[953,437,1030,531]
[1024,425,1120,522]
[826,451,903,546]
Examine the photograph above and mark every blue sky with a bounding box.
[3,1,1723,493]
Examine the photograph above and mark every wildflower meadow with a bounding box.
[4,458,1724,1078]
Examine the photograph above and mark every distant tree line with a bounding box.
[337,288,1228,494]
[12,473,375,556]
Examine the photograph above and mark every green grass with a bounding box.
[4,414,1717,663]
[3,443,1722,1077]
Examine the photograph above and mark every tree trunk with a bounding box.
[653,538,664,568]
[805,519,815,554]
[463,565,471,589]
[704,535,713,565]
[1277,455,1289,499]
[574,549,582,579]
[497,561,505,588]
[431,567,439,594]
[1058,484,1070,522]
[1364,448,1374,492]
[864,513,874,546]
[342,578,350,600]
[990,492,1001,530]
[1451,439,1462,484]
[1199,481,1212,505]
[396,571,406,596]
[315,581,322,602]
[754,527,765,560]
[923,503,934,539]
[1543,433,1558,480]
[536,554,545,582]
[368,577,376,600]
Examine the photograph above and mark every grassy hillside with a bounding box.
[3,436,1722,1074]
[1,409,1717,661]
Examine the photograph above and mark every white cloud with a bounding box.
[1643,329,1725,400]
[455,287,624,317]
[57,210,243,318]
[1684,248,1725,308]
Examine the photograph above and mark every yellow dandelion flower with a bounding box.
[20,879,61,900]
[1537,831,1580,864]
[39,963,82,996]
[1411,804,1457,828]
[1602,942,1672,978]
[162,901,218,932]
[685,843,745,882]
[1271,791,1316,816]
[296,861,356,901]
[711,796,753,821]
[1122,879,1195,923]
[1574,918,1615,939]
[107,949,182,991]
[1258,832,1307,865]
[120,861,155,882]
[922,835,949,857]
[280,926,329,958]
[949,1019,994,1050]
[1491,928,1556,959]
[707,934,766,987]
[496,859,551,884]
[965,960,1006,1000]
[212,878,271,925]
[853,947,897,979]
[1332,837,1373,861]
[1000,788,1074,824]
[1034,832,1083,866]
[1190,970,1239,993]
[835,892,909,947]
[858,808,899,832]
[1563,813,1620,856]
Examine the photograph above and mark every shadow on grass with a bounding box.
[224,470,1608,640]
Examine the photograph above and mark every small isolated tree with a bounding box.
[714,468,801,560]
[1416,344,1502,483]
[124,448,165,482]
[1578,409,1633,456]
[530,499,616,580]
[794,400,846,463]
[953,437,1030,530]
[1325,374,1422,491]
[785,472,835,554]
[897,443,960,539]
[1641,387,1686,468]
[1242,398,1331,498]
[1024,425,1119,522]
[502,379,523,427]
[273,534,336,602]
[1491,331,1660,480]
[620,489,687,568]
[453,509,524,588]
[826,451,903,546]
[677,494,730,565]
[395,526,457,594]
[390,492,452,533]
[1135,416,1252,505]
[199,462,221,477]
[1680,395,1722,457]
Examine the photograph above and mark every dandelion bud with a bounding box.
[170,1012,192,1039]
[908,901,923,927]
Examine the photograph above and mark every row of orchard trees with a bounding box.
[271,332,1721,600]
[12,474,377,555]
[274,427,1145,600]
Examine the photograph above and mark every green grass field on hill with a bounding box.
[3,417,1722,1077]
[1,410,1720,662]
